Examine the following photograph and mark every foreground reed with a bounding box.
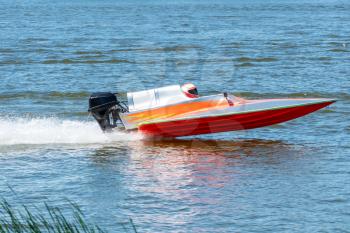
[0,199,137,233]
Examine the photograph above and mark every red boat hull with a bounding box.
[138,101,334,137]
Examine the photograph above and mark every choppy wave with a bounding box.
[0,117,142,145]
[0,59,132,65]
[234,62,255,67]
[329,48,348,53]
[0,45,202,58]
[70,45,202,56]
[111,45,202,53]
[235,57,278,63]
[42,58,132,64]
[0,91,90,100]
[233,91,349,100]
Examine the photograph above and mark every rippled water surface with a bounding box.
[0,0,349,232]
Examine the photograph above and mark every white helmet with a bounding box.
[181,83,199,98]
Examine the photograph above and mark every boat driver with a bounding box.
[181,83,199,98]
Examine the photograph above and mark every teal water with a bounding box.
[0,0,349,232]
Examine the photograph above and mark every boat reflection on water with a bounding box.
[89,138,309,226]
[91,138,307,190]
[139,138,294,158]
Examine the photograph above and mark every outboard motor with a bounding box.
[88,92,127,131]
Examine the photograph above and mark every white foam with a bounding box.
[0,117,143,145]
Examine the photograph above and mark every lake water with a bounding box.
[0,0,349,232]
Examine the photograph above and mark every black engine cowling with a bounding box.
[88,92,120,131]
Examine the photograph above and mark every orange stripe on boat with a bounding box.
[125,98,229,124]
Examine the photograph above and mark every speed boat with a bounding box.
[88,83,335,138]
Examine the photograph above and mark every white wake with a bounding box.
[0,117,143,145]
